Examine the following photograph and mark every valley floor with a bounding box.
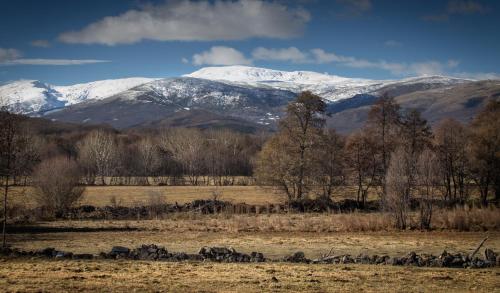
[1,259,498,292]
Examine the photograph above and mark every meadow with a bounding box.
[3,185,500,292]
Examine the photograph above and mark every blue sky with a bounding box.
[1,0,499,85]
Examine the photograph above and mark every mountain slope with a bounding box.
[186,65,471,102]
[45,77,296,129]
[327,80,500,133]
[0,80,64,114]
[0,77,157,114]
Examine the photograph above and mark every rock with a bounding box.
[55,251,73,259]
[38,247,55,257]
[250,252,265,262]
[284,251,310,263]
[341,255,354,264]
[73,253,93,260]
[484,249,497,262]
[111,246,130,255]
[387,257,402,266]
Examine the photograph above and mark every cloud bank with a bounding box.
[59,0,310,45]
[188,46,467,77]
[0,47,109,66]
[192,46,252,66]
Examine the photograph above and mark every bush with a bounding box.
[33,156,84,217]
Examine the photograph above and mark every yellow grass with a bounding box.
[9,217,500,259]
[7,185,382,207]
[0,259,498,292]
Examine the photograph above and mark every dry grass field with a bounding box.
[8,215,500,259]
[7,185,382,207]
[3,185,500,292]
[1,259,498,292]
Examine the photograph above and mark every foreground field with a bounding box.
[9,218,500,259]
[1,259,498,292]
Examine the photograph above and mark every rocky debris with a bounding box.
[284,251,310,263]
[0,245,498,268]
[198,246,265,262]
[484,248,497,263]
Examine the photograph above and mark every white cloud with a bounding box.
[0,47,109,66]
[252,47,308,63]
[30,40,51,48]
[248,47,461,76]
[453,72,500,80]
[2,59,110,66]
[0,48,22,63]
[58,0,310,45]
[192,46,252,66]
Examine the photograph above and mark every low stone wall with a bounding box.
[1,245,498,269]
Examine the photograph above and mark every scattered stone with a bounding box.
[484,249,497,262]
[284,251,310,263]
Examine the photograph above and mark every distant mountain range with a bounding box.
[1,66,498,133]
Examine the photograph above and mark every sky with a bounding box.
[1,0,499,85]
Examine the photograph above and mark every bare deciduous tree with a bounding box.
[33,156,84,217]
[255,91,326,202]
[434,118,469,203]
[416,149,441,229]
[386,147,412,229]
[158,128,205,185]
[0,105,37,247]
[77,130,117,185]
[345,130,380,207]
[468,100,500,205]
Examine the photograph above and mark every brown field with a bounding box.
[3,185,500,292]
[8,185,382,208]
[1,259,498,293]
[8,215,500,258]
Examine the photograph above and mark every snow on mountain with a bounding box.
[54,77,157,105]
[1,65,473,116]
[0,77,157,114]
[0,80,64,114]
[185,65,471,102]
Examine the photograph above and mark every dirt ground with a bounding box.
[9,218,500,259]
[0,259,498,292]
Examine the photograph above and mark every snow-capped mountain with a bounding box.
[1,65,485,132]
[0,80,64,114]
[45,77,295,128]
[0,77,157,114]
[185,66,471,101]
[54,77,157,105]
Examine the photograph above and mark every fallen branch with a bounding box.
[470,236,488,259]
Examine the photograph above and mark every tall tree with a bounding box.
[365,94,401,202]
[255,91,326,202]
[76,130,117,185]
[345,130,380,207]
[434,118,469,203]
[314,129,345,200]
[468,100,500,205]
[0,107,36,247]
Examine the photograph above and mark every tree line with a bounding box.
[255,91,499,228]
[1,92,499,241]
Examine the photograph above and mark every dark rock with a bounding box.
[111,246,130,255]
[284,251,310,263]
[484,249,497,262]
[38,247,55,257]
[55,251,73,259]
[73,253,93,260]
